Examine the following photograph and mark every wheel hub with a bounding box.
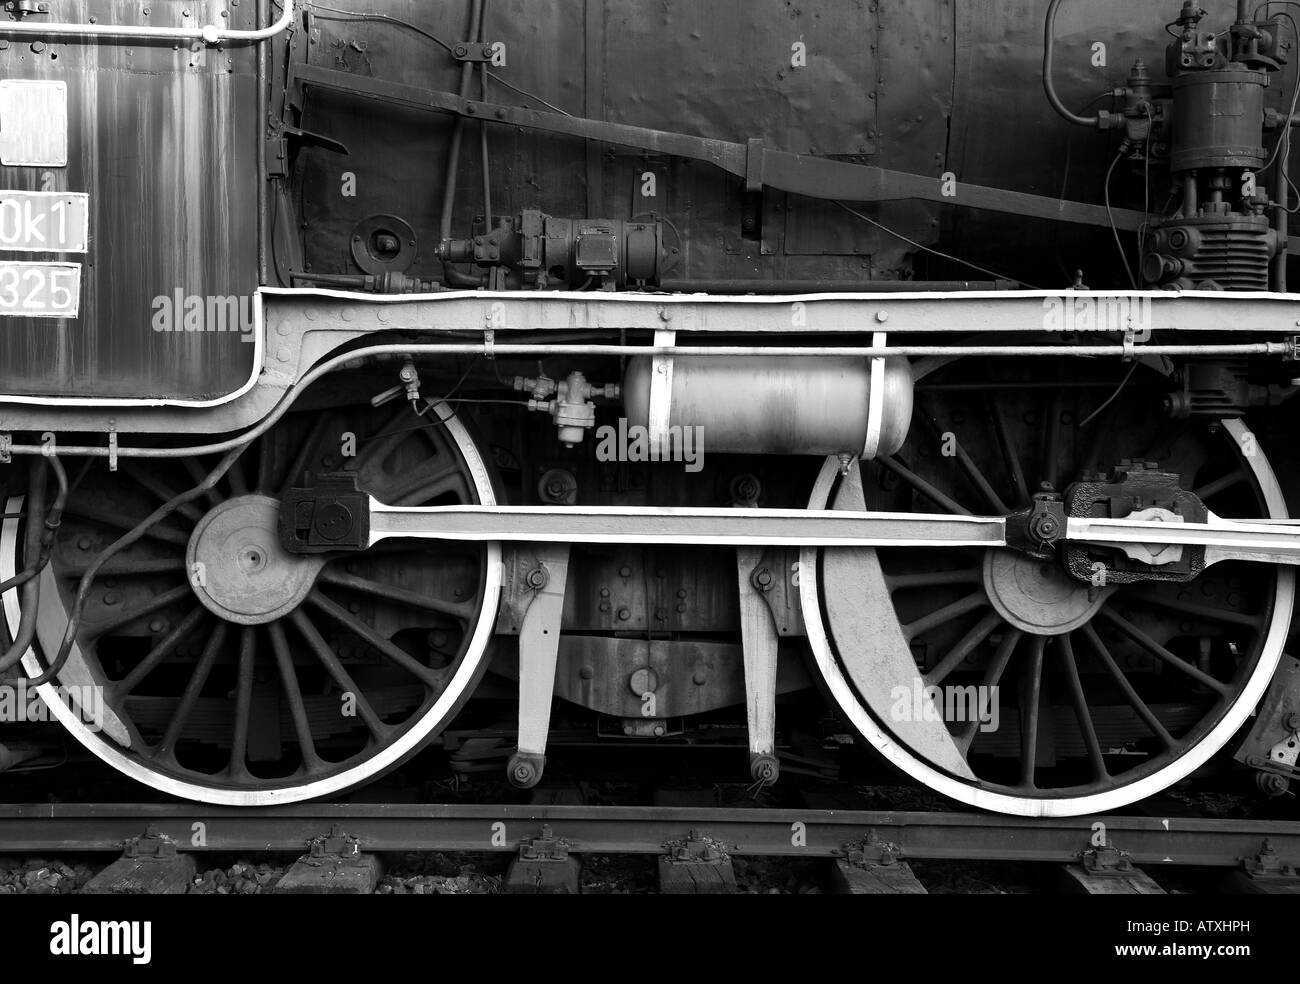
[186,494,325,625]
[982,549,1108,635]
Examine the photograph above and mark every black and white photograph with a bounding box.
[0,0,1293,969]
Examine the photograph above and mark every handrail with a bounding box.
[0,0,293,45]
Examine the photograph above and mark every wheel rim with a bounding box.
[801,359,1294,817]
[2,401,502,805]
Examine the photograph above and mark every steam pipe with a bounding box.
[440,0,488,287]
[1044,0,1102,127]
[0,0,293,45]
[1275,151,1288,292]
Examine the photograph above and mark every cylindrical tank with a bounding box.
[622,355,913,457]
[1170,69,1268,171]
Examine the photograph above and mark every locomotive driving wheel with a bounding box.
[801,357,1294,817]
[1,400,501,805]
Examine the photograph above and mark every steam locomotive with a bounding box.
[0,0,1297,819]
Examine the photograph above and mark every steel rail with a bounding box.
[0,803,1293,866]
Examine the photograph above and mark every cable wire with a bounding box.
[291,0,574,115]
[833,201,1039,288]
[1104,145,1138,289]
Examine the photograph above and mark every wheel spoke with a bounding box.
[1019,635,1046,787]
[289,609,394,741]
[114,606,208,698]
[120,468,204,524]
[877,455,972,516]
[1124,589,1262,629]
[926,610,1003,687]
[955,627,1020,747]
[374,452,464,505]
[226,456,249,496]
[1098,607,1233,697]
[256,434,275,494]
[1060,633,1108,781]
[915,401,1009,513]
[989,399,1031,508]
[62,505,190,546]
[86,584,194,640]
[60,557,187,578]
[228,626,256,779]
[278,411,335,497]
[180,455,223,509]
[1080,622,1176,749]
[355,405,422,470]
[155,621,227,760]
[901,591,987,641]
[268,619,325,772]
[318,568,476,622]
[1194,470,1246,501]
[307,590,444,688]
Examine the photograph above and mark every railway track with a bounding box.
[0,796,1295,895]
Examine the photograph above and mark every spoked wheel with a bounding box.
[1,401,501,805]
[801,358,1294,816]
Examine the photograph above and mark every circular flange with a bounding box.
[982,549,1109,635]
[185,494,325,625]
[350,213,417,274]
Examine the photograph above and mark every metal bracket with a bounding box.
[308,823,361,859]
[123,825,179,859]
[862,331,887,458]
[737,545,781,786]
[1242,838,1298,878]
[1080,842,1135,875]
[1122,329,1139,361]
[497,548,562,631]
[280,474,370,552]
[843,830,902,867]
[0,434,11,464]
[9,1,50,19]
[106,426,118,473]
[648,327,675,450]
[451,41,497,63]
[507,543,570,788]
[665,830,730,863]
[751,548,805,637]
[519,824,571,861]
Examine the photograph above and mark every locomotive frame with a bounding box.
[0,0,1297,835]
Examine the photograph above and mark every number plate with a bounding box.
[0,192,89,253]
[0,262,81,318]
[0,80,68,167]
